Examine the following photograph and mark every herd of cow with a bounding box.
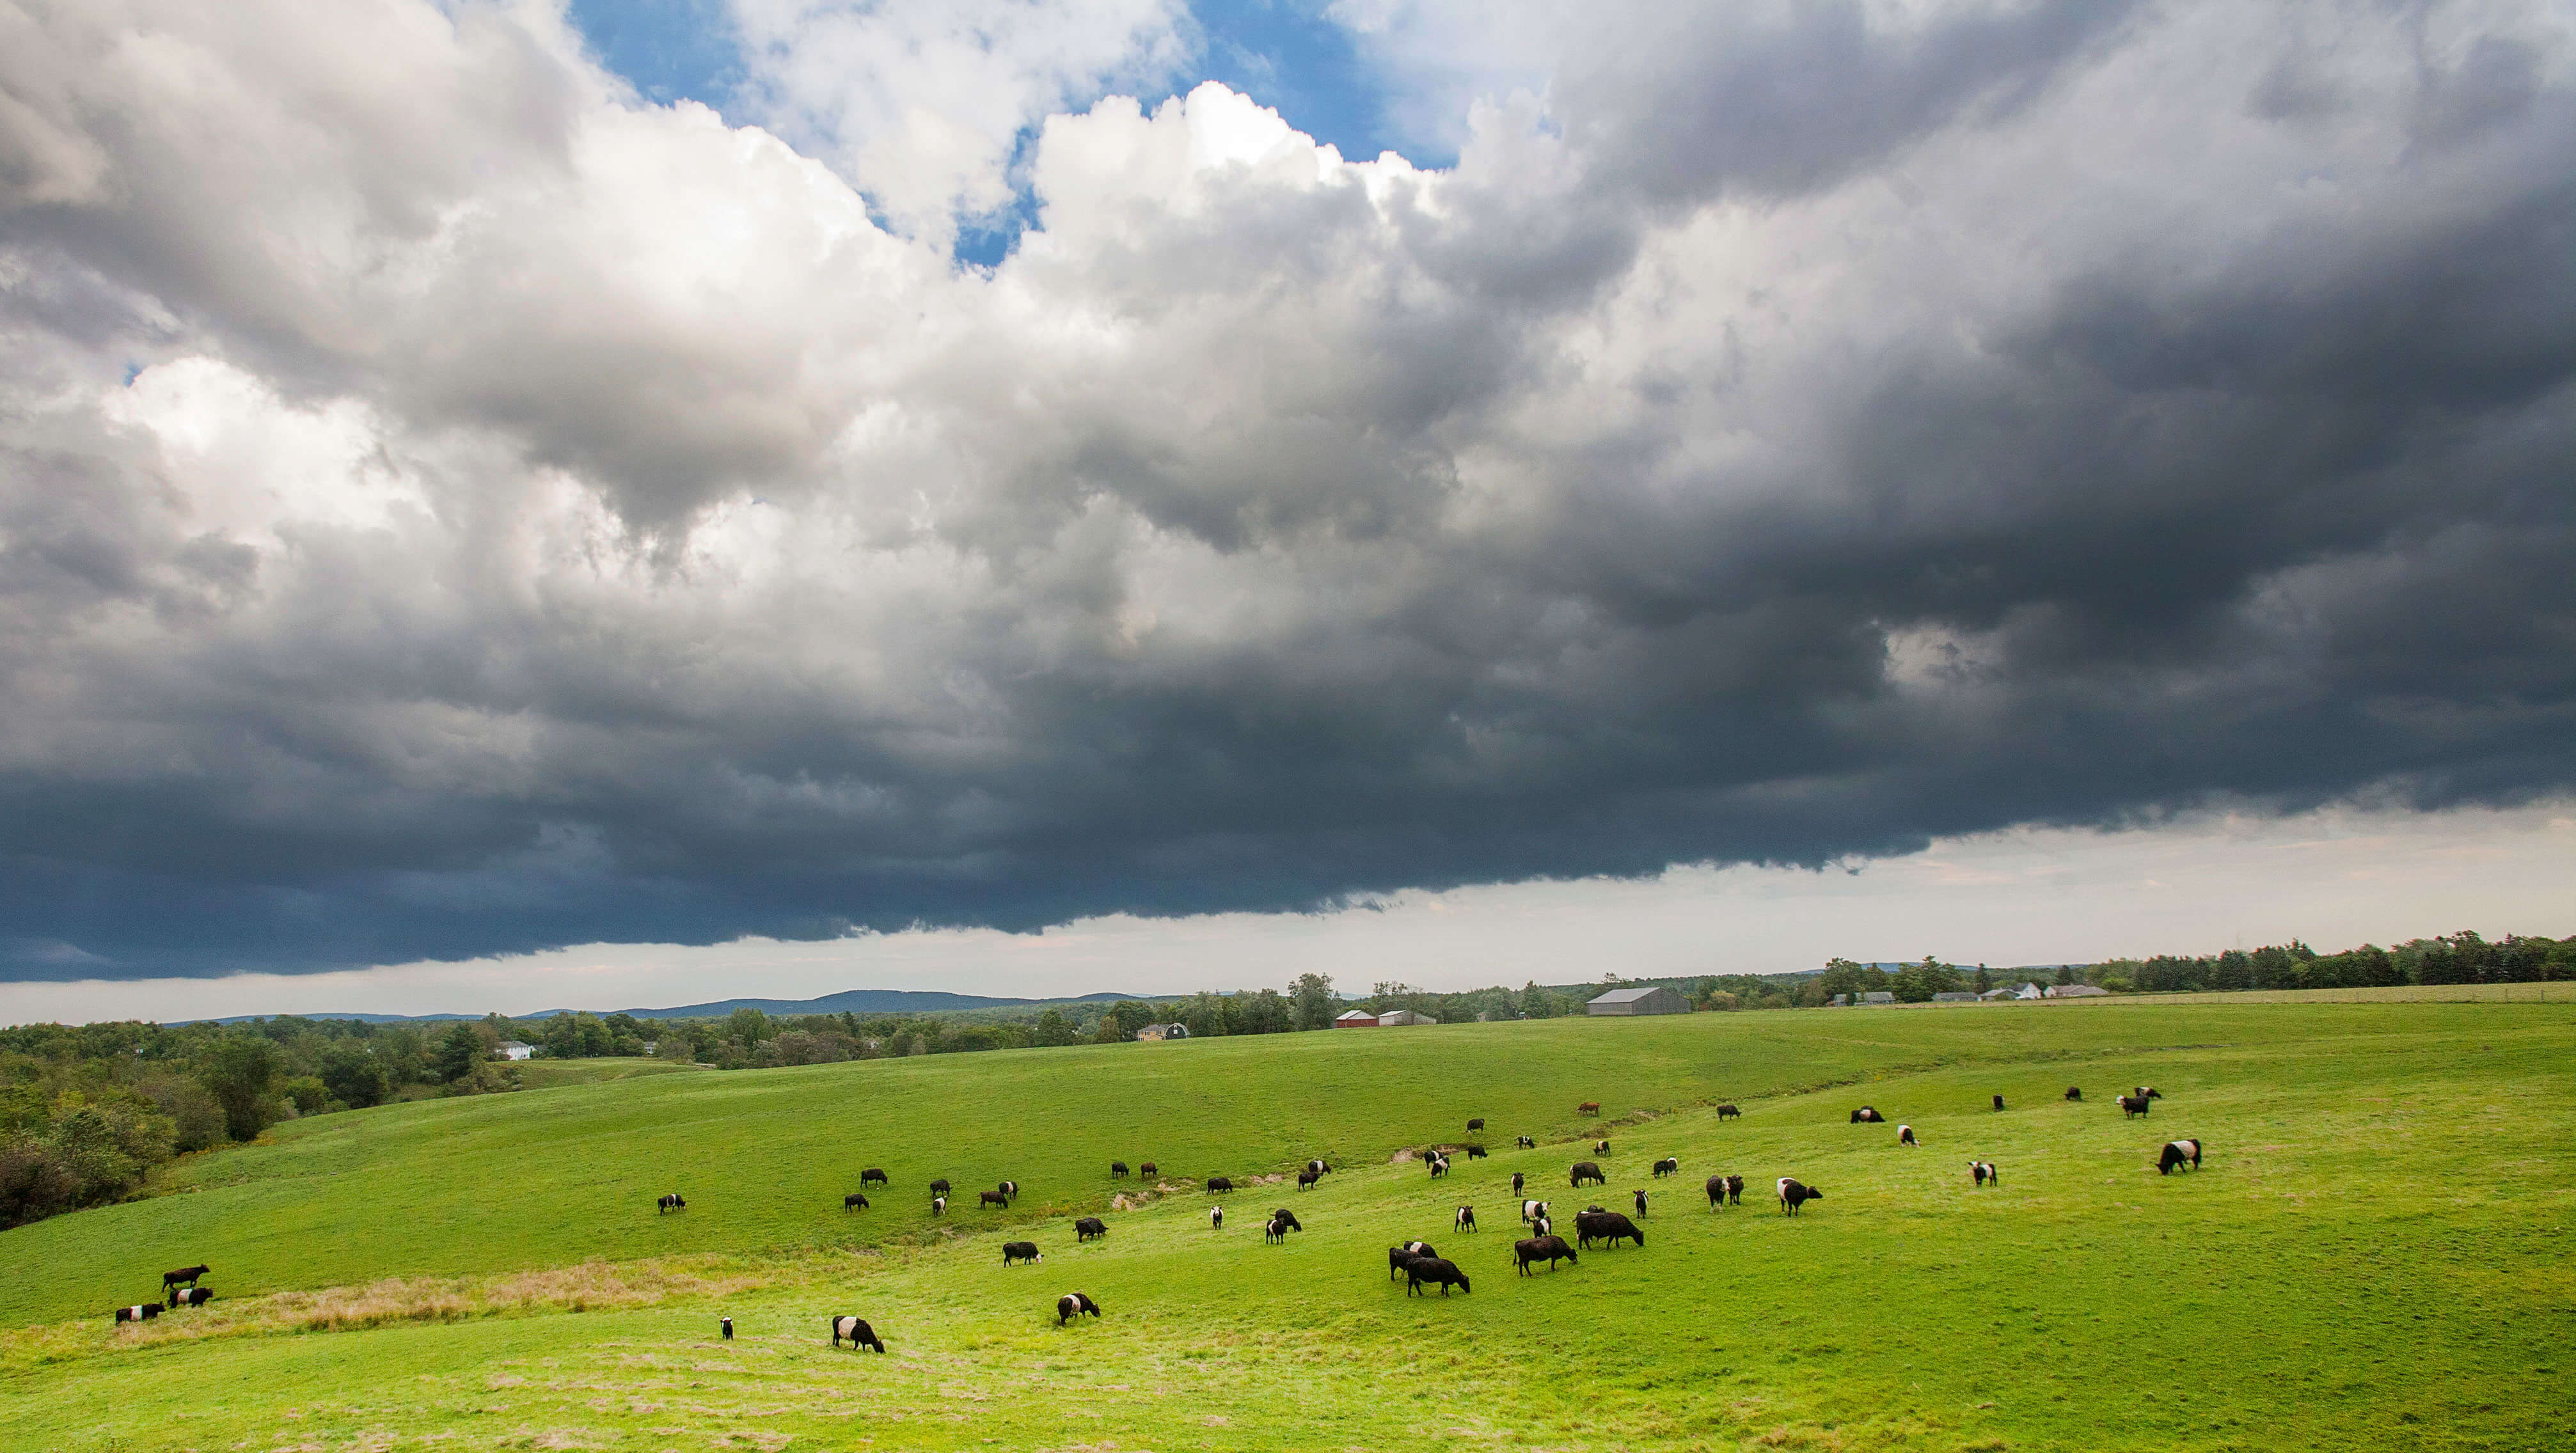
[113,1081,2202,1342]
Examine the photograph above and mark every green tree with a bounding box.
[431,1023,486,1083]
[1290,973,1338,1031]
[1029,1007,1079,1046]
[196,1033,281,1142]
[317,1043,391,1109]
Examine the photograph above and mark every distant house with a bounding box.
[1587,986,1689,1016]
[2012,982,2047,1000]
[1931,991,1980,1003]
[1134,1023,1190,1041]
[1829,993,1851,1007]
[2044,984,2111,998]
[1977,987,2018,1001]
[1334,1010,1380,1028]
[496,1040,535,1061]
[1858,991,1896,1006]
[1375,1009,1436,1027]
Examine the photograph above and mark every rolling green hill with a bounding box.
[4,1000,2572,1451]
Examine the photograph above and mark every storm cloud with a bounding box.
[1,0,2570,978]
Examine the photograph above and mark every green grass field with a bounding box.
[4,1001,2571,1451]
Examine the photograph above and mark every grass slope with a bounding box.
[4,1003,2572,1451]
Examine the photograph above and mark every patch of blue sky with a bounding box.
[565,0,745,114]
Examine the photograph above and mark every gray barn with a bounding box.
[1586,986,1689,1016]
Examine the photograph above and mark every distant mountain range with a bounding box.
[194,987,1149,1026]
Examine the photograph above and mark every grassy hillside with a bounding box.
[3,1001,2572,1451]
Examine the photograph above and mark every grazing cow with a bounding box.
[1510,1172,1525,1195]
[1516,1135,1536,1149]
[1207,1176,1235,1193]
[1428,1156,1450,1179]
[1575,1210,1645,1249]
[1110,1161,1129,1178]
[2119,1095,2152,1119]
[1455,1204,1478,1232]
[1515,1234,1578,1274]
[979,1190,1011,1209]
[843,1192,871,1211]
[1210,1206,1224,1230]
[720,1316,733,1340]
[861,1168,889,1186]
[1594,1139,1611,1154]
[2134,1086,2164,1100]
[2064,1086,2083,1101]
[1652,1157,1679,1178]
[1532,1213,1553,1236]
[166,1287,214,1308]
[1056,1291,1102,1326]
[656,1193,686,1213]
[932,1196,947,1216]
[1570,1161,1606,1188]
[2160,1140,2203,1174]
[1777,1177,1822,1216]
[1578,1102,1600,1117]
[1632,1189,1648,1217]
[1140,1161,1158,1177]
[161,1264,209,1291]
[1467,1118,1485,1131]
[1897,1124,1918,1147]
[1716,1104,1741,1121]
[1265,1211,1302,1244]
[1406,1257,1471,1296]
[1004,1241,1043,1266]
[1076,1216,1109,1241]
[1297,1169,1323,1190]
[1306,1158,1331,1177]
[1466,1144,1488,1160]
[1521,1198,1550,1224]
[1403,1239,1438,1259]
[1969,1161,1997,1188]
[113,1305,159,1324]
[929,1178,952,1195]
[999,1180,1019,1200]
[1388,1245,1423,1279]
[1850,1107,1883,1124]
[831,1315,886,1352]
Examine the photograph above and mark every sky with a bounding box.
[1,1,2571,1021]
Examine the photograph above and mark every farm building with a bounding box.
[1134,1023,1190,1041]
[1586,986,1689,1016]
[2044,984,2111,998]
[1858,991,1896,1006]
[1932,991,1980,1003]
[1374,1009,1436,1026]
[1334,1009,1379,1028]
[496,1040,535,1061]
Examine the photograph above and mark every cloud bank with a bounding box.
[1,0,2571,979]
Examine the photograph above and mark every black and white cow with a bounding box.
[2159,1140,2203,1174]
[1716,1104,1741,1120]
[2119,1095,2152,1118]
[844,1192,871,1211]
[831,1315,887,1352]
[113,1304,159,1324]
[1521,1198,1550,1225]
[932,1196,947,1216]
[161,1264,209,1291]
[1531,1213,1552,1236]
[1652,1157,1679,1177]
[1003,1241,1043,1266]
[1207,1176,1235,1193]
[1514,1234,1577,1274]
[1455,1205,1478,1232]
[720,1316,733,1340]
[1405,1257,1471,1296]
[1594,1139,1611,1154]
[998,1180,1020,1200]
[1510,1172,1525,1195]
[1075,1216,1109,1241]
[1428,1155,1450,1179]
[1467,1118,1485,1132]
[979,1190,1011,1209]
[1575,1210,1645,1249]
[1516,1135,1536,1149]
[1632,1189,1649,1217]
[1850,1107,1884,1124]
[1704,1173,1745,1208]
[1897,1124,1918,1147]
[1306,1159,1331,1177]
[656,1193,686,1213]
[167,1287,214,1308]
[1777,1178,1822,1215]
[1297,1168,1323,1190]
[1055,1292,1102,1326]
[1969,1161,1997,1188]
[1570,1161,1606,1188]
[1110,1161,1130,1178]
[2064,1086,2083,1101]
[1210,1205,1224,1230]
[1265,1210,1302,1243]
[861,1167,889,1186]
[929,1178,952,1195]
[2134,1086,2164,1100]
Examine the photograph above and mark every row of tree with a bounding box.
[2087,930,2574,994]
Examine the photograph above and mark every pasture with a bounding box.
[3,1001,2571,1451]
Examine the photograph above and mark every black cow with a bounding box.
[932,1196,947,1216]
[161,1264,209,1291]
[2064,1086,2083,1101]
[979,1190,1011,1209]
[1704,1173,1744,1208]
[1716,1104,1741,1120]
[1510,1172,1525,1195]
[1850,1107,1884,1124]
[1570,1161,1606,1188]
[999,1180,1020,1200]
[1632,1189,1648,1216]
[166,1287,214,1308]
[1140,1161,1158,1177]
[656,1193,686,1213]
[1406,1257,1471,1296]
[929,1178,952,1195]
[1516,1135,1535,1149]
[1466,1144,1488,1160]
[1265,1210,1302,1243]
[1110,1161,1130,1178]
[1076,1216,1109,1241]
[1969,1161,1997,1187]
[1575,1210,1644,1249]
[1514,1234,1577,1274]
[1594,1139,1611,1154]
[1056,1292,1102,1326]
[861,1167,889,1186]
[831,1315,887,1352]
[720,1316,733,1340]
[2160,1140,2203,1174]
[1455,1204,1477,1232]
[1206,1176,1235,1193]
[2135,1086,2164,1100]
[1003,1241,1043,1265]
[113,1304,159,1324]
[843,1192,871,1211]
[1652,1157,1679,1177]
[1210,1205,1224,1229]
[1897,1124,1918,1147]
[1466,1117,1485,1131]
[1992,1094,2007,1112]
[1388,1245,1423,1280]
[1297,1168,1323,1190]
[2119,1095,2152,1118]
[1777,1177,1822,1215]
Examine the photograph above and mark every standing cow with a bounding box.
[1265,1210,1302,1243]
[1139,1161,1158,1177]
[1210,1205,1224,1230]
[720,1316,733,1340]
[1992,1094,2007,1112]
[861,1168,889,1186]
[1897,1124,1918,1147]
[1455,1204,1478,1232]
[1510,1172,1525,1195]
[1574,1210,1644,1249]
[1578,1103,1601,1117]
[1969,1161,1997,1187]
[1570,1162,1606,1188]
[113,1304,160,1324]
[1652,1157,1679,1177]
[1850,1107,1884,1124]
[2119,1095,2153,1118]
[931,1196,947,1216]
[1631,1189,1649,1217]
[656,1193,686,1213]
[979,1190,1011,1209]
[1056,1292,1102,1325]
[161,1264,209,1291]
[1514,1235,1577,1274]
[1705,1173,1744,1208]
[1206,1176,1235,1193]
[1076,1216,1109,1242]
[1516,1135,1536,1149]
[1466,1118,1485,1132]
[1777,1178,1823,1215]
[1716,1104,1741,1120]
[1110,1161,1129,1178]
[2159,1140,2204,1174]
[2064,1086,2083,1101]
[1297,1168,1324,1190]
[166,1287,214,1308]
[1405,1257,1472,1296]
[843,1192,871,1211]
[1003,1241,1043,1266]
[831,1316,887,1352]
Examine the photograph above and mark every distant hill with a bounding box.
[193,988,1148,1026]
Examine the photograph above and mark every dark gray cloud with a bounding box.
[1,0,2570,978]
